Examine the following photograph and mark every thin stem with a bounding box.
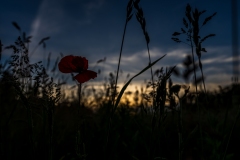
[189,32,203,159]
[189,33,198,99]
[78,83,82,115]
[76,83,85,159]
[147,45,155,160]
[112,19,128,106]
[105,17,129,159]
[146,43,154,105]
[199,58,207,95]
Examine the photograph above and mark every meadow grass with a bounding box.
[0,0,240,160]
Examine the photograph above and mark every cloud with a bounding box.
[30,0,65,38]
[29,0,106,45]
[99,46,233,86]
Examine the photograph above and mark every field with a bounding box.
[0,0,240,160]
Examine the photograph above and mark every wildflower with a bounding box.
[58,55,97,83]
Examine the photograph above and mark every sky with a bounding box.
[0,0,239,93]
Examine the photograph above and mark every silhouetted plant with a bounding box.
[1,22,61,160]
[172,4,217,159]
[134,0,154,93]
[172,3,216,94]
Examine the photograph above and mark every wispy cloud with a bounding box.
[93,46,233,86]
[30,0,65,38]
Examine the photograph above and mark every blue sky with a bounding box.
[0,0,239,92]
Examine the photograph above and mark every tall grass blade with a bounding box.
[113,0,133,107]
[113,54,166,111]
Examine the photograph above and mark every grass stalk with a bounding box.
[106,1,133,159]
[134,1,156,158]
[106,16,127,160]
[112,17,128,106]
[189,33,204,158]
[198,58,207,95]
[134,0,154,105]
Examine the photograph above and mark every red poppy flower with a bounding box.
[58,55,97,83]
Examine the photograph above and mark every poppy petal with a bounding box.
[72,56,88,70]
[58,55,77,73]
[74,70,97,83]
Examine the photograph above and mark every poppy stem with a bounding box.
[78,83,82,115]
[76,83,85,159]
